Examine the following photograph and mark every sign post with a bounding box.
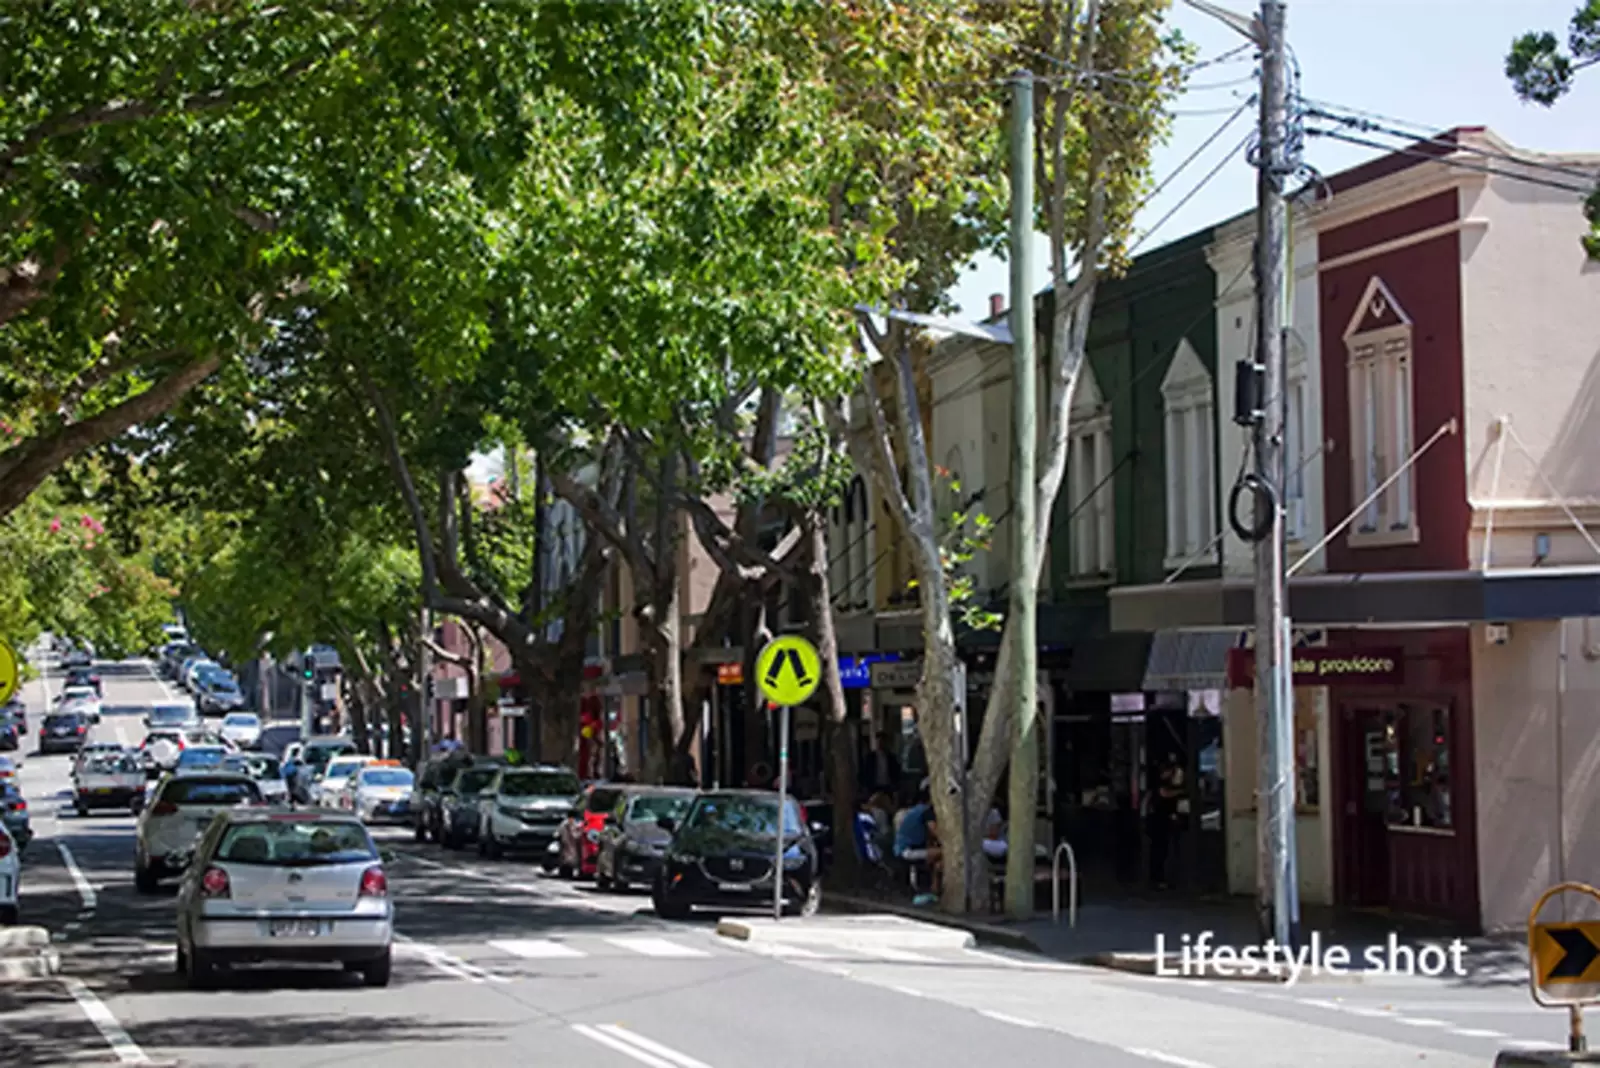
[754,635,822,922]
[1527,882,1600,1056]
[0,639,17,707]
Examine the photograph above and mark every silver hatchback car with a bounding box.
[174,810,393,988]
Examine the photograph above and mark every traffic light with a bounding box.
[302,654,315,681]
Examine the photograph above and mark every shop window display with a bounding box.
[1380,702,1451,830]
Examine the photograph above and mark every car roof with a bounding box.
[167,771,253,783]
[215,807,363,826]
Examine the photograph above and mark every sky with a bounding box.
[948,0,1600,320]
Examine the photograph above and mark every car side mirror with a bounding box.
[603,814,617,827]
[656,817,676,833]
[380,848,397,864]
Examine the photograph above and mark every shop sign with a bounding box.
[1226,647,1404,689]
[717,662,743,686]
[870,659,923,690]
[840,653,900,690]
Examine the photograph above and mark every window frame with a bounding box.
[1066,411,1115,581]
[1161,348,1219,569]
[1345,324,1419,548]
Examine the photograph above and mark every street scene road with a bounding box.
[0,655,1576,1067]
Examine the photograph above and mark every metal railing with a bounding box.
[1052,840,1078,927]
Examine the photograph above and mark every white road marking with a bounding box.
[1127,1049,1218,1068]
[751,942,824,959]
[980,1009,1041,1028]
[492,938,585,959]
[56,841,97,910]
[1338,1005,1393,1017]
[1394,1017,1448,1028]
[1453,1028,1510,1039]
[962,948,1083,971]
[603,936,711,959]
[142,659,181,702]
[891,985,925,998]
[587,1024,714,1068]
[574,1025,680,1068]
[395,935,507,983]
[1295,997,1345,1010]
[63,977,151,1064]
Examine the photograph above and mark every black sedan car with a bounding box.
[64,666,102,696]
[38,711,90,754]
[652,789,821,920]
[595,786,695,892]
[436,762,503,850]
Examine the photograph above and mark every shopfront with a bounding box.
[1227,629,1477,924]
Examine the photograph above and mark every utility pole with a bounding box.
[1251,0,1298,948]
[1005,70,1040,919]
[417,605,433,768]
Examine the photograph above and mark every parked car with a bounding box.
[594,786,695,892]
[1,783,32,852]
[38,711,90,754]
[135,772,262,892]
[222,753,288,805]
[196,670,246,717]
[4,696,27,734]
[475,765,580,863]
[73,750,144,816]
[556,782,626,879]
[218,713,261,749]
[0,755,15,786]
[174,809,392,988]
[436,762,502,850]
[343,764,415,824]
[160,642,198,679]
[0,707,19,752]
[652,789,820,920]
[256,724,301,759]
[412,753,475,843]
[0,822,20,924]
[288,737,357,804]
[179,656,216,692]
[64,665,102,696]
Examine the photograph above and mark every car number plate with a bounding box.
[719,882,752,892]
[269,920,323,937]
[93,787,111,794]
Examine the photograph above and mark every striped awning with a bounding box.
[1141,631,1241,692]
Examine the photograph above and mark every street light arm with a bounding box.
[1181,0,1264,46]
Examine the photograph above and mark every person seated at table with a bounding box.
[980,806,1007,861]
[894,784,940,893]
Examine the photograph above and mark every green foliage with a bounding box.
[1506,2,1600,260]
[933,469,1001,634]
[0,476,175,657]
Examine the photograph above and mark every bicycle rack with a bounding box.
[1052,840,1078,928]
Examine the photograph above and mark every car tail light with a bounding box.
[200,866,230,898]
[359,866,387,897]
[0,836,10,859]
[76,725,87,734]
[10,800,25,812]
[150,801,178,816]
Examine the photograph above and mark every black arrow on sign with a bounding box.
[1547,927,1600,980]
[786,649,812,688]
[765,648,812,691]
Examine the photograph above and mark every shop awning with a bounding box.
[1141,630,1241,692]
[1109,565,1600,632]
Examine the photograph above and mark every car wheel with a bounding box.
[174,942,187,975]
[595,865,612,891]
[788,880,822,919]
[413,820,427,843]
[653,890,690,921]
[361,949,393,988]
[0,905,19,926]
[135,861,160,895]
[484,832,501,859]
[186,947,220,990]
[74,801,88,818]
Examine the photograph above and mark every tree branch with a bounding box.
[355,362,442,604]
[0,354,219,519]
[0,240,74,328]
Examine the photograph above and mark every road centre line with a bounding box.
[394,934,505,983]
[63,977,151,1064]
[56,841,97,910]
[1127,1049,1219,1068]
[979,1009,1041,1028]
[573,1024,714,1068]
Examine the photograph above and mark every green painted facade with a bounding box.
[1047,226,1220,608]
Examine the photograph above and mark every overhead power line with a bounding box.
[1305,127,1596,197]
[1130,128,1253,255]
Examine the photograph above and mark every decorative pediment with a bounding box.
[1161,338,1211,396]
[1343,275,1412,339]
[1071,361,1107,417]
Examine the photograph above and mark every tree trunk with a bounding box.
[802,508,862,886]
[535,680,582,768]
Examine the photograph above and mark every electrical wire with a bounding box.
[1305,127,1596,197]
[1129,128,1253,255]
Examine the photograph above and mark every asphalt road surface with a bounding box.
[0,656,1573,1067]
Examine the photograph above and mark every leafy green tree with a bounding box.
[1508,1,1600,258]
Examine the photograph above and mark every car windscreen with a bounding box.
[149,706,193,724]
[453,768,498,794]
[628,793,694,823]
[360,768,413,787]
[214,819,377,866]
[224,755,280,778]
[499,771,579,797]
[325,760,367,779]
[586,788,623,813]
[43,714,83,727]
[222,715,258,727]
[303,743,354,768]
[177,747,228,767]
[86,753,140,774]
[160,778,258,806]
[685,795,802,836]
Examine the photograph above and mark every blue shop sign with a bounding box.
[839,653,900,690]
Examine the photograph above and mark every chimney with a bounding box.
[989,293,1005,320]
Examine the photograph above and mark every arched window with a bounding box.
[846,475,871,609]
[1162,339,1217,566]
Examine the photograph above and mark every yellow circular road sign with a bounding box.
[756,635,822,707]
[0,639,16,706]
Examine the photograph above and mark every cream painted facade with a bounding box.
[1207,208,1338,907]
